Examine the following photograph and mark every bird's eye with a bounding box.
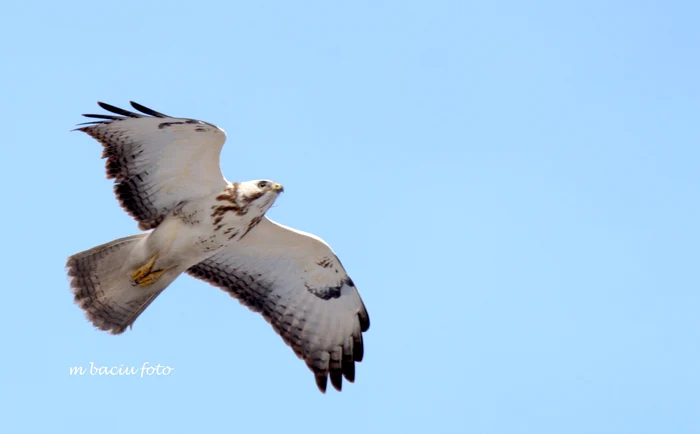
[257,181,268,189]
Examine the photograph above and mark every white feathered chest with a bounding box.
[173,182,272,255]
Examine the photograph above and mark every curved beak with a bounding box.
[273,183,284,193]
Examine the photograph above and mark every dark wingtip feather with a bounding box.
[82,114,123,120]
[359,310,370,332]
[97,101,142,118]
[342,357,355,383]
[315,374,328,393]
[130,101,169,118]
[354,335,364,362]
[330,370,343,392]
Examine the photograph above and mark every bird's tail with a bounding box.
[66,234,177,334]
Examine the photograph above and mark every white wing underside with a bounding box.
[187,217,370,392]
[78,102,228,229]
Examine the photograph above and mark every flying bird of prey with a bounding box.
[66,101,370,393]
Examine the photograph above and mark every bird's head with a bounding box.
[237,179,284,213]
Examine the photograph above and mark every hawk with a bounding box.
[66,102,370,393]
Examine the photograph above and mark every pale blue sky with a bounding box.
[1,1,699,433]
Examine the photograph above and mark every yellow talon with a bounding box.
[135,269,167,287]
[132,253,160,285]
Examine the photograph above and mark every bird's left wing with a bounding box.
[76,101,228,230]
[186,217,370,393]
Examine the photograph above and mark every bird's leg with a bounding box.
[131,253,161,286]
[133,269,167,287]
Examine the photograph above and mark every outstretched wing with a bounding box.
[186,217,370,393]
[76,101,228,230]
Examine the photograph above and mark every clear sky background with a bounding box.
[1,1,698,433]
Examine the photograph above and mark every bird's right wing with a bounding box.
[75,101,228,230]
